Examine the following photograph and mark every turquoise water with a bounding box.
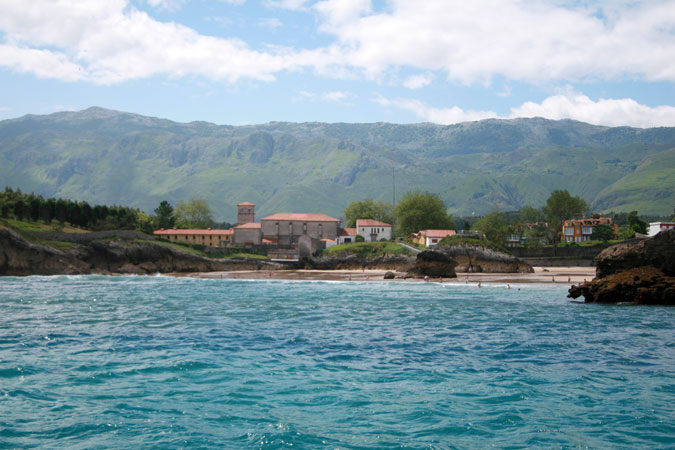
[0,276,673,449]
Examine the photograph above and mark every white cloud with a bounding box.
[258,18,283,29]
[0,0,304,84]
[511,90,675,128]
[317,0,675,83]
[375,96,498,123]
[377,90,675,128]
[0,0,674,87]
[0,44,88,81]
[403,74,432,90]
[264,0,310,10]
[293,89,355,105]
[322,90,347,102]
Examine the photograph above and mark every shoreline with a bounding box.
[173,266,595,285]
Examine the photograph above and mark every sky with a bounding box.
[0,0,674,127]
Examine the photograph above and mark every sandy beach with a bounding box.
[177,266,595,285]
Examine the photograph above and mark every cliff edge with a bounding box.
[568,229,675,305]
[0,228,277,276]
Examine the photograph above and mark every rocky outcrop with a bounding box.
[0,228,281,276]
[0,228,90,275]
[407,250,458,278]
[568,229,675,305]
[439,244,534,273]
[304,254,414,271]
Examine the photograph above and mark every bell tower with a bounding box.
[237,202,255,225]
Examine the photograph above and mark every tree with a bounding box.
[627,210,647,235]
[472,211,509,245]
[343,198,393,228]
[14,199,25,220]
[519,205,544,223]
[591,224,615,241]
[394,190,454,237]
[174,198,214,229]
[154,200,175,229]
[543,190,588,242]
[136,211,157,235]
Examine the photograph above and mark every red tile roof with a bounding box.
[356,219,391,227]
[234,222,262,229]
[261,213,340,222]
[153,228,233,236]
[563,217,613,226]
[339,227,358,236]
[237,201,255,206]
[420,229,456,238]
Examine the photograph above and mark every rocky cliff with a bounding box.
[0,228,279,276]
[568,229,675,305]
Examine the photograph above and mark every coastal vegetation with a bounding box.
[394,191,454,237]
[321,241,413,258]
[343,198,393,228]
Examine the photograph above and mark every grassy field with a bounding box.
[321,241,414,258]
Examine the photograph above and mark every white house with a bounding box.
[648,222,675,237]
[415,229,456,247]
[336,227,358,244]
[356,219,392,242]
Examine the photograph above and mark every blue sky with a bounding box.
[0,0,674,127]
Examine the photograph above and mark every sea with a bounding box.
[0,275,673,449]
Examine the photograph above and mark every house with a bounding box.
[414,229,456,247]
[562,217,617,243]
[337,227,358,244]
[260,213,340,246]
[153,228,233,247]
[648,222,675,237]
[232,222,262,245]
[355,219,392,242]
[505,222,548,247]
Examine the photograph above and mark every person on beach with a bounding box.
[506,284,511,289]
[478,282,482,288]
[424,275,429,282]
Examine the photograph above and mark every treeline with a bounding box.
[0,187,144,231]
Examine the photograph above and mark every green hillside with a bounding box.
[1,107,674,221]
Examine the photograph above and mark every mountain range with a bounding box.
[1,107,674,221]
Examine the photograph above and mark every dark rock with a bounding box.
[305,254,414,270]
[439,244,533,273]
[383,271,395,279]
[594,229,675,278]
[408,250,458,278]
[568,229,675,305]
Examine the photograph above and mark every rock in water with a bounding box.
[408,250,458,278]
[568,229,675,305]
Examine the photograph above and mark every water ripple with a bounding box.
[0,275,673,449]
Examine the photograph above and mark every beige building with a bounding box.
[153,228,233,247]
